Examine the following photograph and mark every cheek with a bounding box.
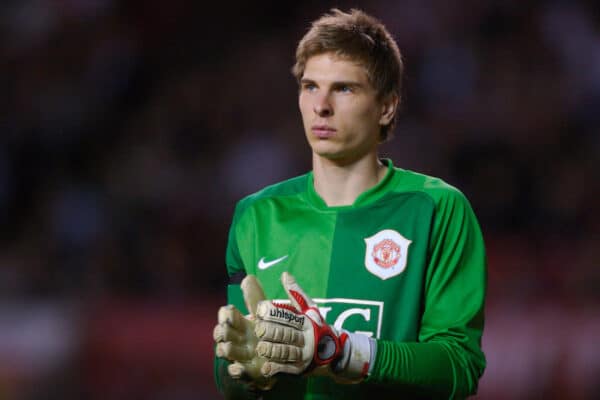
[355,100,380,119]
[348,102,380,128]
[343,104,382,144]
[298,93,311,112]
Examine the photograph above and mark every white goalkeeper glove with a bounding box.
[213,275,276,390]
[254,272,376,383]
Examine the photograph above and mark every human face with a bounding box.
[299,53,393,164]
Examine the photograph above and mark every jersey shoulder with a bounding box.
[234,173,310,216]
[393,167,469,206]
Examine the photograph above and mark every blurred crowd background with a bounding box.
[0,0,598,399]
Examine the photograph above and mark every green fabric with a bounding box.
[215,159,486,399]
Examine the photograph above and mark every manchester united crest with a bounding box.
[364,229,412,280]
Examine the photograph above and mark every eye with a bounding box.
[302,83,317,92]
[337,85,353,93]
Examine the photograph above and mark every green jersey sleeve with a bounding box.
[225,199,250,276]
[214,199,260,399]
[366,187,486,399]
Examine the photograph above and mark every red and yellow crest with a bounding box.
[372,239,401,268]
[364,229,411,280]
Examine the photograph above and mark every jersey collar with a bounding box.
[306,158,396,211]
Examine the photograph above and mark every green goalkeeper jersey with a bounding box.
[215,159,486,399]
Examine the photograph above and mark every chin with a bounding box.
[310,143,343,159]
[313,149,352,163]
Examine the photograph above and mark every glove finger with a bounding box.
[216,341,254,361]
[229,363,277,391]
[241,275,266,316]
[213,323,246,344]
[218,305,251,332]
[255,320,304,346]
[256,341,303,363]
[261,361,303,377]
[227,361,246,379]
[281,272,317,312]
[256,300,306,330]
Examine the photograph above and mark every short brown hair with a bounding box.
[292,9,403,141]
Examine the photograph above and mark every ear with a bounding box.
[379,93,399,126]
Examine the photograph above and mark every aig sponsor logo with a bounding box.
[275,298,384,339]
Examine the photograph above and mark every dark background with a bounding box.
[0,0,598,399]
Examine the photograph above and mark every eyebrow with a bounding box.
[300,78,364,88]
[300,78,318,85]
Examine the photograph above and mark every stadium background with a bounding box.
[0,0,598,398]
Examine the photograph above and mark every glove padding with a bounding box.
[254,272,374,382]
[213,275,275,390]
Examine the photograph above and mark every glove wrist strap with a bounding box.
[333,331,376,381]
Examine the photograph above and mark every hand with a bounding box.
[213,275,276,390]
[254,272,375,383]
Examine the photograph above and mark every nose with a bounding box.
[314,93,333,117]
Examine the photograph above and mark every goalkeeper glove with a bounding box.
[213,275,276,390]
[254,272,376,383]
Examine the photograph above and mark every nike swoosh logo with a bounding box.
[258,255,288,270]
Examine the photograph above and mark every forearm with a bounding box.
[366,340,481,399]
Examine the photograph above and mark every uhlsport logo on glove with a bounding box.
[267,305,305,328]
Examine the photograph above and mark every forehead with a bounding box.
[302,53,370,84]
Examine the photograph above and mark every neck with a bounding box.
[312,153,387,207]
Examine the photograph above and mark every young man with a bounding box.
[213,9,486,400]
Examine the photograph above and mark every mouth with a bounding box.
[311,125,336,139]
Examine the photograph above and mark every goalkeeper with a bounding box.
[213,8,486,400]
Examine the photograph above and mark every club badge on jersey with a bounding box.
[364,229,412,280]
